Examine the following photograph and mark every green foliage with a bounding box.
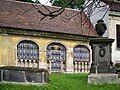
[0,73,120,90]
[115,63,120,75]
[51,0,85,9]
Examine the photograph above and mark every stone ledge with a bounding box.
[88,73,120,84]
[0,81,47,86]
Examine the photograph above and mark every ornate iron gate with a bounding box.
[46,43,66,72]
[51,51,61,71]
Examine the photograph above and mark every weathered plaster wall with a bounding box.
[108,14,120,63]
[0,32,91,72]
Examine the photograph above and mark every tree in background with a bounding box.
[51,0,85,9]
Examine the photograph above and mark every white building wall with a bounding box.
[108,15,120,63]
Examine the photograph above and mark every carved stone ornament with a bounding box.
[99,48,105,57]
[95,19,107,36]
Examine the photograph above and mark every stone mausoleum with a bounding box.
[0,0,98,73]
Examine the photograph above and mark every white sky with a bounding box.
[32,0,51,6]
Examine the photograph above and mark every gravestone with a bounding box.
[0,66,49,84]
[88,38,120,84]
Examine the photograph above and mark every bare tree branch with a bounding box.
[31,0,76,20]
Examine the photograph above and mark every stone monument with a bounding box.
[95,19,107,37]
[88,38,120,84]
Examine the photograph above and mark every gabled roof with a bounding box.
[0,0,98,37]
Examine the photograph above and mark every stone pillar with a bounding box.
[88,38,120,84]
[66,47,74,73]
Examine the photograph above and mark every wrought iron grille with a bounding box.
[46,43,66,71]
[17,40,39,60]
[47,50,66,60]
[73,45,90,61]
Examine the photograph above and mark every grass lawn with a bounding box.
[0,73,120,90]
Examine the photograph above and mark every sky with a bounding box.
[32,0,51,6]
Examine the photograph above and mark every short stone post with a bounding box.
[88,38,119,84]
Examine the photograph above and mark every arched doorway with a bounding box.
[17,40,39,68]
[73,45,90,72]
[46,42,66,72]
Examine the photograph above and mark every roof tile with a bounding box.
[0,0,98,37]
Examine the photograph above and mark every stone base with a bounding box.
[88,73,120,84]
[90,66,116,73]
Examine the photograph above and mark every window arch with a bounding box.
[17,40,39,60]
[73,45,90,61]
[46,42,66,60]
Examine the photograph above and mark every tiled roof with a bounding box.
[0,0,98,37]
[110,2,120,12]
[102,0,120,12]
